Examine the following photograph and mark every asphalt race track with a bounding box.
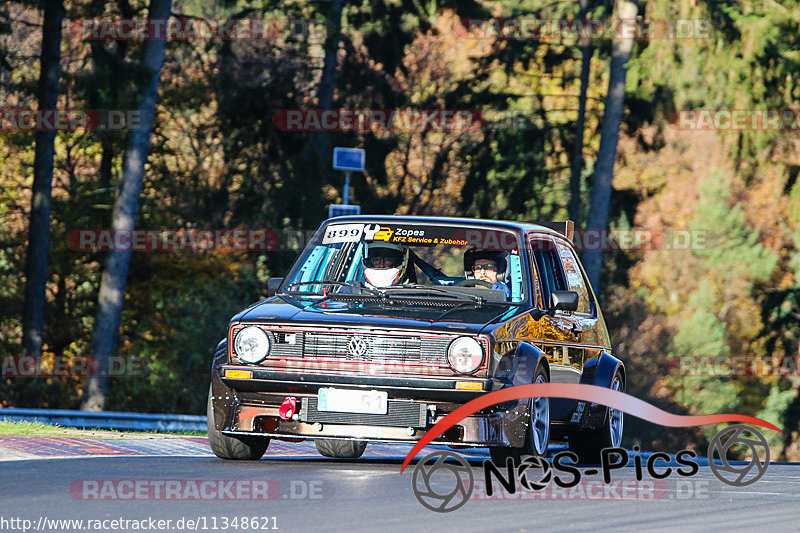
[1,437,798,533]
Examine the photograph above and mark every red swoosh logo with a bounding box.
[400,383,781,473]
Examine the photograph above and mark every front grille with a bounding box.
[269,331,304,358]
[302,332,451,365]
[231,326,463,372]
[304,332,420,358]
[300,397,427,427]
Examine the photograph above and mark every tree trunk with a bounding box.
[91,1,131,190]
[81,0,172,411]
[22,0,65,356]
[583,0,638,292]
[310,0,344,177]
[568,0,593,225]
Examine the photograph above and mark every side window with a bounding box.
[555,241,593,316]
[530,239,567,309]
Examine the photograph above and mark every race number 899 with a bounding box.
[322,224,363,244]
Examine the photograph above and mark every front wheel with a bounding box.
[489,364,550,465]
[207,386,269,460]
[315,439,367,458]
[568,371,624,464]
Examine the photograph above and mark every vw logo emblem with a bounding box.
[347,336,369,358]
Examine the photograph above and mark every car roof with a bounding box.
[321,214,568,239]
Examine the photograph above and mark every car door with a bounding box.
[528,236,584,374]
[528,235,585,422]
[553,238,609,367]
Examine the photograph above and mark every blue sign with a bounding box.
[333,147,365,172]
[328,204,361,218]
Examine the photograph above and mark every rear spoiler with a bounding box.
[532,220,574,242]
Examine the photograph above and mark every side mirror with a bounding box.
[266,277,284,297]
[549,290,579,313]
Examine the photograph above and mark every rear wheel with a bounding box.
[315,439,368,459]
[207,386,269,460]
[489,364,550,465]
[568,371,624,464]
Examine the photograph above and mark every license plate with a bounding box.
[317,388,388,415]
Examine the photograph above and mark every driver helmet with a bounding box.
[362,242,409,288]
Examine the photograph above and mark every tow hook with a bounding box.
[278,397,297,420]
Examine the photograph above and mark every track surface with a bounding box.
[0,437,798,532]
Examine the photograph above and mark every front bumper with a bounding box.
[219,365,498,400]
[211,366,529,447]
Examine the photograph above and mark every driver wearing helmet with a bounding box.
[362,242,410,288]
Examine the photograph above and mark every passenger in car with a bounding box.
[472,257,511,298]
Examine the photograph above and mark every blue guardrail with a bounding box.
[0,408,207,432]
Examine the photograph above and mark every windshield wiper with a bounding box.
[282,282,385,309]
[385,284,529,308]
[380,284,484,303]
[281,281,381,297]
[433,300,484,321]
[305,284,481,309]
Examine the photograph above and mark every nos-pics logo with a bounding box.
[411,424,770,513]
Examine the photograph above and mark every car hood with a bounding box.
[231,295,529,335]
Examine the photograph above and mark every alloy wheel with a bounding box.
[531,373,550,455]
[608,376,624,448]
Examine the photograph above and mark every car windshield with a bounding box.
[281,221,528,303]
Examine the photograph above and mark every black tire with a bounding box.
[207,387,269,460]
[568,370,625,464]
[489,363,550,466]
[315,438,368,459]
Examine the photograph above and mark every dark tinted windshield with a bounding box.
[282,221,528,303]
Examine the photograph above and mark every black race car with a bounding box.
[207,216,624,464]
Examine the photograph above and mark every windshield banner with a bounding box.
[322,222,519,251]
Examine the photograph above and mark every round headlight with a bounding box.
[234,326,270,364]
[447,336,484,374]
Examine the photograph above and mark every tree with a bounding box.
[81,0,172,411]
[21,0,65,356]
[583,0,638,291]
[309,0,344,183]
[567,0,594,224]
